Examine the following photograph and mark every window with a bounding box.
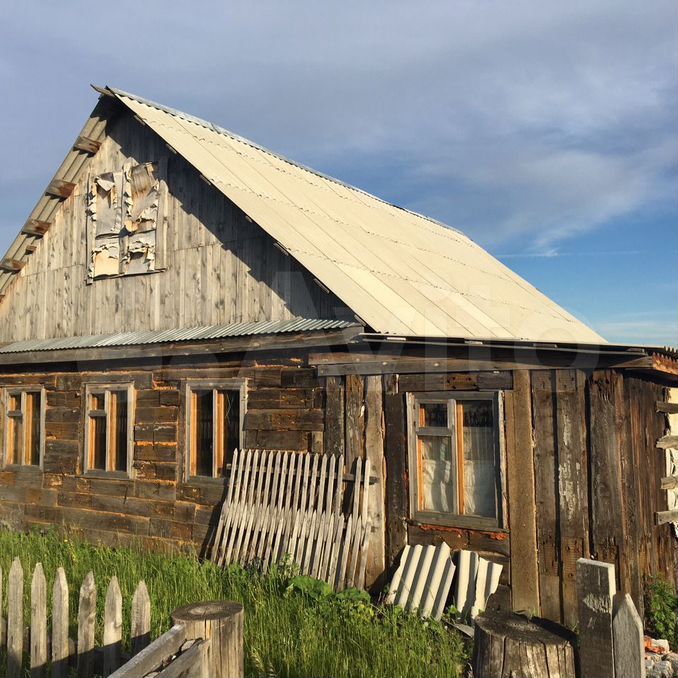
[408,392,501,528]
[86,160,164,279]
[84,384,134,475]
[185,381,245,479]
[3,387,45,467]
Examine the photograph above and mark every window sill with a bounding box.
[2,464,42,473]
[411,513,505,532]
[84,470,131,481]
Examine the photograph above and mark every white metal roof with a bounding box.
[1,86,606,344]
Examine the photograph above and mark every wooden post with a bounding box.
[131,581,152,654]
[52,567,70,678]
[77,571,97,678]
[364,375,385,588]
[30,563,48,678]
[103,577,123,676]
[7,557,24,678]
[612,592,645,678]
[172,601,244,678]
[576,558,616,678]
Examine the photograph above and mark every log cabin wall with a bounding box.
[381,366,676,626]
[0,356,675,624]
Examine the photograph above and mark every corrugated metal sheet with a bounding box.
[384,545,502,621]
[0,318,358,354]
[107,87,605,344]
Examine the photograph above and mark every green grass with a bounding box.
[0,528,467,677]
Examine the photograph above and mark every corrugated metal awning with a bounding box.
[0,318,359,355]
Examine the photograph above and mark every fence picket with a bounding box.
[0,566,3,653]
[131,580,151,654]
[77,571,97,678]
[52,567,70,678]
[104,576,123,676]
[7,557,24,678]
[30,562,48,678]
[334,455,344,515]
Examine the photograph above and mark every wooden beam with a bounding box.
[0,258,25,273]
[656,435,678,450]
[656,401,678,414]
[21,219,50,237]
[73,135,101,154]
[660,476,678,491]
[655,510,678,526]
[45,179,76,199]
[24,244,37,254]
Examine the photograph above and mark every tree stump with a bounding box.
[172,600,244,678]
[472,610,576,678]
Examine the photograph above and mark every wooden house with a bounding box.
[0,86,675,625]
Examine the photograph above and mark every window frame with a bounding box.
[406,390,504,530]
[83,383,135,477]
[2,385,46,469]
[184,379,247,482]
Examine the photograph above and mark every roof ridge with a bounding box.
[102,85,464,237]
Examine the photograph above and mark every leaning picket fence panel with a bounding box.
[210,448,373,590]
[0,557,151,677]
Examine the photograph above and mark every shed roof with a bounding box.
[1,86,606,344]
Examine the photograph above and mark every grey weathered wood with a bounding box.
[613,592,645,678]
[472,610,576,678]
[657,401,678,414]
[172,601,245,678]
[131,580,152,654]
[103,576,123,676]
[77,571,97,678]
[108,624,187,678]
[155,640,207,678]
[660,475,678,490]
[576,558,616,678]
[52,567,70,678]
[655,509,678,525]
[30,562,48,678]
[7,557,24,678]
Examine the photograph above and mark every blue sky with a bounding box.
[1,1,675,345]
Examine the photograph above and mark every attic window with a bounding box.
[87,161,164,279]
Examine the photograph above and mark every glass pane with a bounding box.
[91,415,107,470]
[418,402,448,428]
[111,391,128,472]
[26,392,41,465]
[90,393,105,410]
[418,435,457,513]
[7,414,22,466]
[462,401,497,518]
[194,390,214,476]
[220,390,240,475]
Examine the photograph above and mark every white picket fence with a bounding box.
[0,558,151,677]
[211,449,373,590]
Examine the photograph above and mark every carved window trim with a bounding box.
[1,386,46,469]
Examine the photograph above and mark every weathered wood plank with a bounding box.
[30,562,48,678]
[104,576,123,676]
[131,580,151,654]
[7,557,24,678]
[656,509,678,525]
[77,571,97,678]
[576,558,616,678]
[555,369,589,627]
[52,567,70,678]
[505,370,540,615]
[656,434,678,450]
[656,400,678,414]
[612,592,645,678]
[531,370,561,622]
[383,374,408,567]
[345,374,365,464]
[108,624,187,678]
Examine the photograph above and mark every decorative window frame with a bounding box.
[183,379,247,482]
[1,385,46,469]
[83,383,135,477]
[406,390,505,530]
